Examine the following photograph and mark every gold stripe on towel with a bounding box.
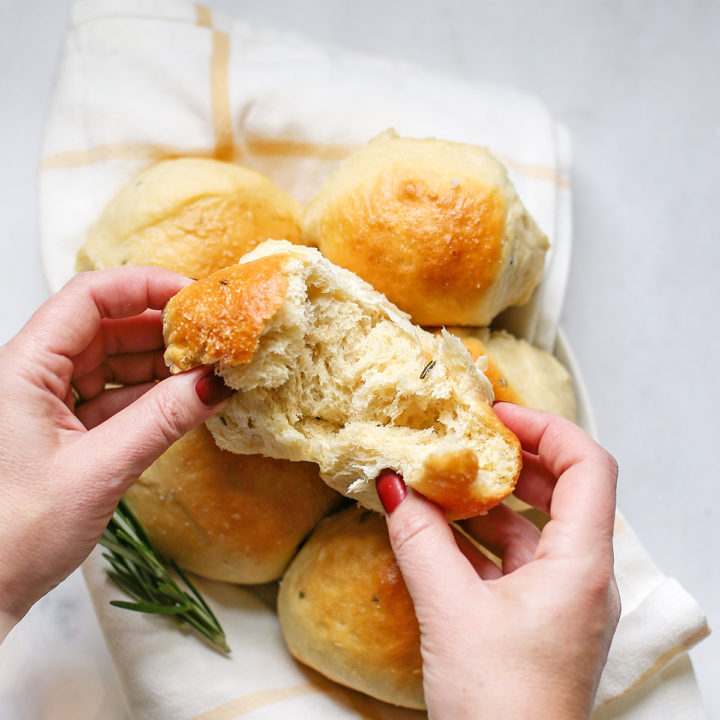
[190,672,409,720]
[188,683,323,720]
[245,138,359,162]
[198,5,235,162]
[613,513,627,534]
[494,153,571,189]
[209,27,234,161]
[40,140,567,188]
[39,143,215,171]
[195,4,212,28]
[198,4,234,160]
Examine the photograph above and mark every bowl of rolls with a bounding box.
[75,129,579,711]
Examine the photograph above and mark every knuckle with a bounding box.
[65,271,88,288]
[388,510,438,558]
[65,270,94,294]
[63,272,99,311]
[580,555,616,601]
[503,529,538,569]
[151,389,190,445]
[590,445,618,477]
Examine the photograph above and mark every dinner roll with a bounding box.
[302,130,549,326]
[76,158,302,279]
[278,505,424,709]
[163,240,521,520]
[123,424,343,584]
[446,327,577,421]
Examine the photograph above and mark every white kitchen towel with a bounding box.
[81,514,711,720]
[39,1,709,718]
[82,548,426,720]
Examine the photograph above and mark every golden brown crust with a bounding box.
[77,158,303,280]
[302,132,548,327]
[440,328,524,405]
[278,506,424,709]
[124,425,343,583]
[117,193,302,279]
[414,434,520,521]
[163,255,289,373]
[311,170,506,325]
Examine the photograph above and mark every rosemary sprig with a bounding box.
[99,500,230,654]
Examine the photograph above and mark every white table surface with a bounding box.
[1,1,718,718]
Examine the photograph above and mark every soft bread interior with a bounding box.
[164,240,521,519]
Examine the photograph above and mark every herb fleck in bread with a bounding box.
[163,240,521,519]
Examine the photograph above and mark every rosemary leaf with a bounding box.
[109,600,193,615]
[420,359,436,379]
[174,562,223,627]
[99,499,230,655]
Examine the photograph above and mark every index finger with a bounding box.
[21,267,193,359]
[493,403,618,551]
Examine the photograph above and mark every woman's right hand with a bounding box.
[376,403,621,719]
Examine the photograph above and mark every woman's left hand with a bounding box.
[0,268,232,627]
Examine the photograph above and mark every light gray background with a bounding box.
[1,1,718,718]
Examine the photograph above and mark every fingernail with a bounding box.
[195,372,233,406]
[376,469,407,514]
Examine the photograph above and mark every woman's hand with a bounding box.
[376,403,621,719]
[0,268,231,628]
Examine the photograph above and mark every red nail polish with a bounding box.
[195,372,233,406]
[376,469,407,514]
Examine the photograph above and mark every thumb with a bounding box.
[73,367,233,504]
[377,471,478,611]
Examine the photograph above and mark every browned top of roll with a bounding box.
[76,157,303,280]
[278,505,424,709]
[163,254,289,373]
[124,424,342,584]
[302,131,548,326]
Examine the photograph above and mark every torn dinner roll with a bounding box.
[163,240,521,520]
